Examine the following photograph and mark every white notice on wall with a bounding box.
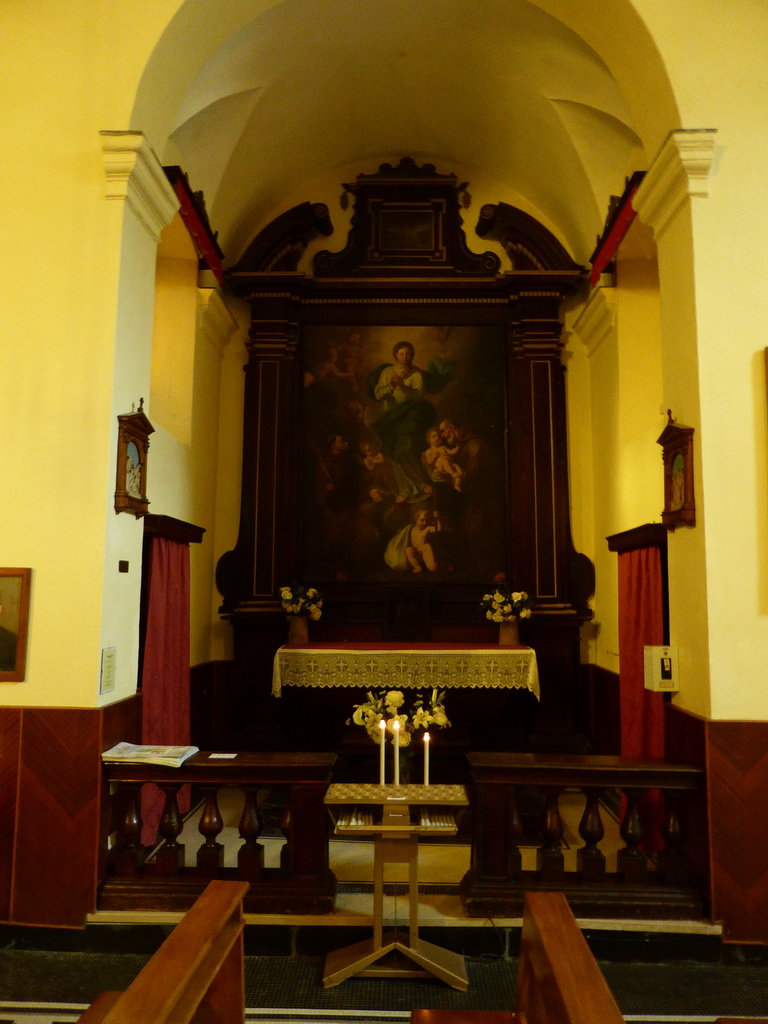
[100,647,117,694]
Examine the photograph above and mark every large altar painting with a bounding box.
[301,324,508,584]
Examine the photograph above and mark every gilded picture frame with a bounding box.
[0,567,32,682]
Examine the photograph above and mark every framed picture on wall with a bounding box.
[114,399,154,518]
[0,567,32,682]
[657,411,695,529]
[299,324,509,585]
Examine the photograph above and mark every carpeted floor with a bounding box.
[2,949,768,1023]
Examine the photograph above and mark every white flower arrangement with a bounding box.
[479,587,532,623]
[279,584,323,621]
[348,688,450,747]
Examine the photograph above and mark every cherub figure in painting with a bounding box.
[384,507,442,574]
[406,508,441,572]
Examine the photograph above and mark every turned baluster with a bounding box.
[577,786,606,882]
[617,789,648,882]
[154,784,185,875]
[537,787,565,882]
[505,786,524,879]
[112,783,143,876]
[237,786,263,880]
[197,785,224,875]
[658,790,689,884]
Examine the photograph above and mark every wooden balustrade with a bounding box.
[461,752,705,920]
[101,752,336,915]
[100,748,708,923]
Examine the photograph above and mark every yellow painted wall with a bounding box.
[631,3,768,720]
[568,289,620,674]
[0,5,151,706]
[0,4,241,706]
[4,0,768,724]
[209,299,250,661]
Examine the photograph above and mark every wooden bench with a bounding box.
[77,880,248,1024]
[412,892,623,1024]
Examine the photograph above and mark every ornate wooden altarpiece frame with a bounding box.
[217,158,594,746]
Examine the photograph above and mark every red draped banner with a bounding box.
[618,545,665,850]
[140,535,192,846]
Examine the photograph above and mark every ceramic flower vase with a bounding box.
[287,614,309,644]
[498,619,519,645]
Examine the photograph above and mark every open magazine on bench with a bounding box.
[102,741,199,767]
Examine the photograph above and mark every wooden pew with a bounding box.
[78,880,248,1024]
[412,892,623,1024]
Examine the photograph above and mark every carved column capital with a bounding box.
[634,128,717,241]
[197,288,238,357]
[100,130,179,242]
[571,286,617,359]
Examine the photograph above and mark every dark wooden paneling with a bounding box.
[583,664,621,755]
[190,661,235,750]
[101,693,142,751]
[662,705,710,906]
[14,707,103,927]
[0,708,21,922]
[98,695,142,885]
[707,720,768,943]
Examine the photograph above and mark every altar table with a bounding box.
[271,642,539,700]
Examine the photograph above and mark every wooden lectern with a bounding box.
[323,782,469,990]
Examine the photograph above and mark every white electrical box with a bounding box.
[643,645,679,692]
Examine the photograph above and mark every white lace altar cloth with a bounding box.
[271,642,539,699]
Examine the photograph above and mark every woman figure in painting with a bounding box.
[369,341,455,483]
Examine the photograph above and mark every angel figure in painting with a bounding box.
[384,507,443,574]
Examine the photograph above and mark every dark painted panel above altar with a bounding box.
[219,159,592,749]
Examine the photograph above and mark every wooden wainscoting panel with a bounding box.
[664,704,710,901]
[0,708,22,922]
[98,695,142,883]
[101,693,141,751]
[583,664,621,755]
[708,720,768,943]
[13,707,103,927]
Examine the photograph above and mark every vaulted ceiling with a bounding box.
[138,0,671,266]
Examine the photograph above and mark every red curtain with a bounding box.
[618,545,665,850]
[140,535,191,846]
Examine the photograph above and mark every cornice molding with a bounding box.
[634,129,717,241]
[571,284,617,359]
[197,288,239,356]
[100,131,179,242]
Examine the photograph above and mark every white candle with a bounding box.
[379,718,386,785]
[423,731,430,786]
[393,719,400,785]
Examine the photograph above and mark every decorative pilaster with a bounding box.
[571,285,617,360]
[633,129,717,241]
[197,288,238,357]
[100,131,179,242]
